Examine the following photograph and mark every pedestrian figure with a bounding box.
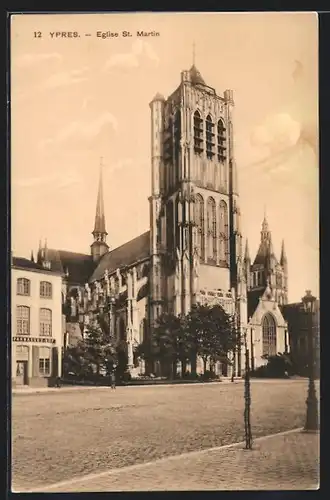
[110,371,116,390]
[55,376,61,388]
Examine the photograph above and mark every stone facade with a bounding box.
[34,63,290,377]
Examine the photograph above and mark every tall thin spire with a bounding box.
[261,210,270,240]
[244,239,251,262]
[280,239,287,265]
[192,41,196,66]
[93,157,107,236]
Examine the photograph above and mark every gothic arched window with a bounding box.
[166,200,174,253]
[139,319,145,344]
[207,197,216,261]
[119,317,126,342]
[175,194,181,250]
[206,114,215,159]
[195,194,205,261]
[262,313,277,356]
[174,110,181,183]
[193,110,203,154]
[219,200,229,264]
[217,119,227,162]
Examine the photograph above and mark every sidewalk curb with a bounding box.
[12,378,308,396]
[21,427,305,493]
[12,380,240,395]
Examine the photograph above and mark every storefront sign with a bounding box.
[13,336,56,344]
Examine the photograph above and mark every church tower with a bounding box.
[249,216,288,306]
[149,58,244,324]
[91,161,109,262]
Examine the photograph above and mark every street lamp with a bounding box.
[302,290,319,432]
[249,317,255,373]
[243,327,253,449]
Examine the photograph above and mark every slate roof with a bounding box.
[12,256,62,275]
[44,249,96,284]
[90,231,150,282]
[189,64,206,86]
[247,288,265,319]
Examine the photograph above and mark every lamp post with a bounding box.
[249,317,255,373]
[302,290,319,432]
[243,327,253,449]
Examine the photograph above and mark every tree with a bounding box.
[152,313,189,378]
[76,324,118,377]
[187,303,240,375]
[136,313,190,378]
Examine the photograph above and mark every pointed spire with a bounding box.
[37,239,42,263]
[93,157,107,236]
[44,238,49,261]
[244,239,251,262]
[280,239,287,265]
[30,250,35,263]
[192,40,196,66]
[261,210,271,242]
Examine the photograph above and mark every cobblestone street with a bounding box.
[12,379,319,491]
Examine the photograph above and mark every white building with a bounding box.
[11,255,64,387]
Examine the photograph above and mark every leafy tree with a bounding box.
[136,313,190,378]
[65,324,118,379]
[136,305,240,379]
[63,343,92,378]
[187,303,240,374]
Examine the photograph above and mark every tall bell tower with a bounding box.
[149,60,244,326]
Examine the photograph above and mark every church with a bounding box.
[35,63,289,377]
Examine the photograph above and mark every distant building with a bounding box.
[282,299,320,376]
[11,256,64,387]
[245,218,289,370]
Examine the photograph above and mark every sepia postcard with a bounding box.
[10,12,319,492]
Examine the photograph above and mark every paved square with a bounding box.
[12,380,319,491]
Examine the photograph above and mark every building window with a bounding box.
[17,278,30,296]
[174,110,181,182]
[16,345,28,355]
[262,313,277,356]
[193,110,204,154]
[40,308,52,336]
[207,197,216,261]
[276,273,282,287]
[40,281,52,298]
[164,116,173,164]
[39,347,51,376]
[217,119,227,162]
[139,319,145,344]
[166,200,174,254]
[17,306,30,335]
[219,200,229,264]
[205,114,215,159]
[195,194,205,261]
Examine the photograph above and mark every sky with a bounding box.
[10,12,319,303]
